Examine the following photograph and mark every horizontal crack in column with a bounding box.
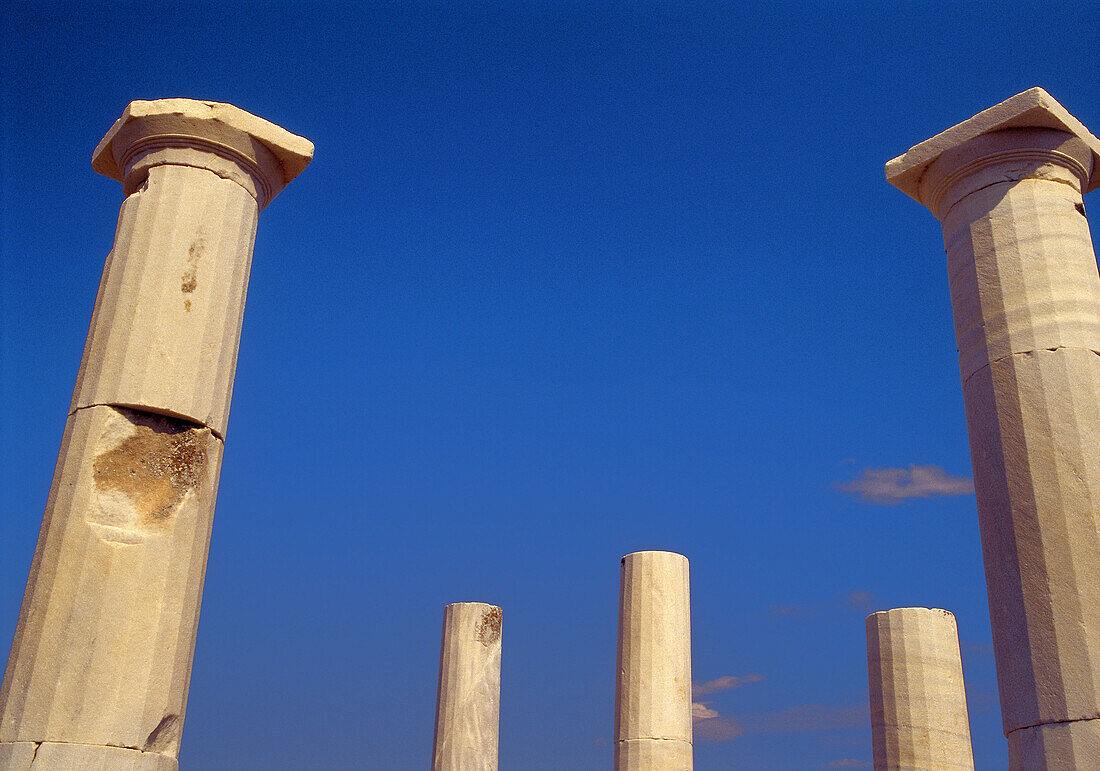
[1006,714,1100,734]
[961,346,1100,389]
[617,736,693,742]
[71,402,223,441]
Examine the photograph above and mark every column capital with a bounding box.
[91,99,314,208]
[886,88,1100,217]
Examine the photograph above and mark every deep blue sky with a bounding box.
[2,2,1098,768]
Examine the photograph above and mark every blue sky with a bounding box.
[2,2,1098,768]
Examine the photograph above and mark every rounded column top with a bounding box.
[92,99,314,208]
[621,549,688,564]
[866,606,957,624]
[444,601,501,611]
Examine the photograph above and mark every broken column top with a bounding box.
[91,98,314,206]
[886,87,1100,205]
[622,549,686,562]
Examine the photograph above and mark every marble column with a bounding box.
[886,88,1100,768]
[432,602,502,771]
[0,100,312,770]
[615,551,692,770]
[866,608,974,769]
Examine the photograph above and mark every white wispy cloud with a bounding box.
[692,702,867,744]
[692,702,744,742]
[693,673,764,696]
[836,464,974,505]
[692,702,720,720]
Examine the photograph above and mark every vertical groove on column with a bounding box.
[0,99,313,767]
[615,551,692,771]
[889,107,1100,770]
[866,608,975,770]
[432,602,502,771]
[70,164,261,437]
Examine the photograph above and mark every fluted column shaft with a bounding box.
[886,89,1100,768]
[0,100,312,770]
[432,603,502,771]
[615,551,692,770]
[866,608,974,769]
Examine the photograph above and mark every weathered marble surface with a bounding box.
[615,551,693,771]
[887,88,1100,768]
[866,608,974,770]
[432,603,502,771]
[0,99,312,770]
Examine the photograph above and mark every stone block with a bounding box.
[866,608,974,769]
[615,551,692,770]
[0,406,222,755]
[432,603,502,771]
[69,163,260,437]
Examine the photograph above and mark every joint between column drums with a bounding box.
[1007,714,1100,735]
[70,402,225,441]
[960,346,1100,389]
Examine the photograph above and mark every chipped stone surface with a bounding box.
[432,603,502,771]
[0,743,36,770]
[0,99,312,766]
[0,741,178,770]
[615,551,692,770]
[0,406,221,751]
[92,98,313,204]
[887,89,1100,768]
[866,608,974,770]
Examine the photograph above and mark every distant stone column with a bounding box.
[432,602,503,771]
[0,100,312,770]
[886,88,1100,767]
[615,551,692,770]
[866,608,974,769]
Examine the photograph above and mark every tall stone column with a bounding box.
[866,608,974,769]
[886,88,1100,767]
[431,602,503,771]
[615,551,692,770]
[0,100,312,770]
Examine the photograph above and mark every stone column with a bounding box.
[0,100,312,770]
[886,88,1100,767]
[431,602,502,771]
[866,608,974,769]
[615,551,692,770]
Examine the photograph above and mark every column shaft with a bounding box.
[432,603,502,771]
[886,89,1100,768]
[866,608,974,770]
[936,135,1100,765]
[0,100,312,770]
[614,551,692,771]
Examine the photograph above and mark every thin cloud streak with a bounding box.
[766,604,811,616]
[742,703,867,734]
[845,591,873,611]
[693,673,764,696]
[693,702,868,744]
[766,591,877,618]
[837,464,974,504]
